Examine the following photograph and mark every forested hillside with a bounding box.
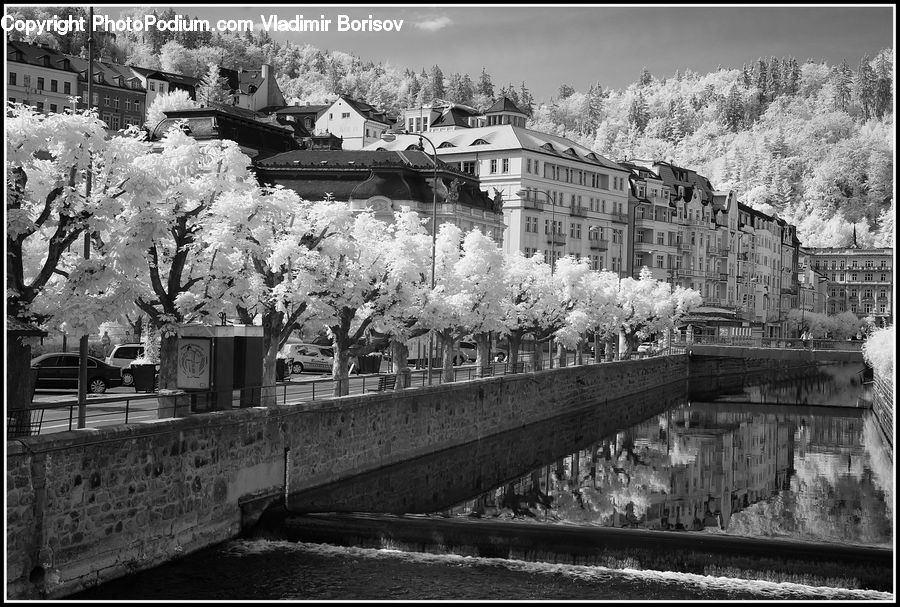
[8,6,893,248]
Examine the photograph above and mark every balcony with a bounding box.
[677,241,693,251]
[589,239,609,252]
[522,198,544,211]
[717,245,730,257]
[570,205,588,217]
[609,212,629,224]
[547,233,567,246]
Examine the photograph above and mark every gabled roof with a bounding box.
[273,104,329,116]
[431,106,473,128]
[485,96,527,115]
[363,124,625,171]
[329,95,395,125]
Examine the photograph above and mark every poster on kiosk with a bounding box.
[177,338,212,390]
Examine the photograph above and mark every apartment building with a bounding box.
[367,98,632,270]
[315,95,394,150]
[801,246,894,327]
[7,40,80,114]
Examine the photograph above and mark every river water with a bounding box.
[71,362,894,600]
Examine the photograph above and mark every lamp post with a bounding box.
[381,130,438,384]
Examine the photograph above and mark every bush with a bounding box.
[862,324,894,378]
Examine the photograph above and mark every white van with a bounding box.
[106,343,144,386]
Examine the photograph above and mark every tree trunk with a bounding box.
[556,342,567,367]
[332,344,351,397]
[158,332,177,390]
[593,333,601,363]
[605,337,615,361]
[508,332,522,371]
[576,341,584,366]
[474,332,490,376]
[260,309,282,407]
[440,330,455,383]
[391,339,410,389]
[530,340,543,371]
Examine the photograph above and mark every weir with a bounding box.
[5,354,888,599]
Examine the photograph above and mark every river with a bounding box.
[70,362,894,600]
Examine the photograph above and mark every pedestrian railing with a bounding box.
[672,336,864,351]
[11,354,629,437]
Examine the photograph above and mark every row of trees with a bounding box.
[8,105,702,403]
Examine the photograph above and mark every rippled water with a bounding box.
[73,539,893,601]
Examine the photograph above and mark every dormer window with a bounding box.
[471,138,489,146]
[438,142,456,148]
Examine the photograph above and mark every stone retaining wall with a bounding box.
[6,356,688,599]
[871,372,894,461]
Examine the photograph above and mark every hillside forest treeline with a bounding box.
[7,6,894,249]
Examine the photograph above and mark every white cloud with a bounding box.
[414,16,453,32]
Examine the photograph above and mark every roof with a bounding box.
[6,40,74,72]
[485,96,527,115]
[335,95,395,125]
[431,106,474,128]
[7,316,47,336]
[364,124,625,171]
[255,150,496,210]
[256,149,449,171]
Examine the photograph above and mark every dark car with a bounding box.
[30,352,124,394]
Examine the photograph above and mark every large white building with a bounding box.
[367,98,632,272]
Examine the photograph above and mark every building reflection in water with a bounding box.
[449,403,891,548]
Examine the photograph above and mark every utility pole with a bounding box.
[77,6,94,427]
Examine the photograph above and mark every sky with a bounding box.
[85,4,894,101]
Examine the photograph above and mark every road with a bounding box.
[27,367,453,435]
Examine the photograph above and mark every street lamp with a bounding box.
[516,188,557,273]
[382,130,438,384]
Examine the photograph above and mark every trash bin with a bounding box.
[276,357,291,381]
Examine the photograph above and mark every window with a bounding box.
[656,231,665,245]
[92,92,99,105]
[36,102,44,112]
[103,94,110,106]
[864,273,873,281]
[880,273,887,281]
[526,158,532,173]
[64,81,71,94]
[341,112,350,118]
[150,82,156,91]
[461,161,476,175]
[114,97,120,108]
[502,158,509,173]
[525,217,537,233]
[490,159,497,174]
[23,74,31,87]
[37,77,44,90]
[9,72,16,86]
[49,103,57,113]
[125,99,131,111]
[50,79,58,92]
[656,255,664,268]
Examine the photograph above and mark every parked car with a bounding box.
[105,343,145,386]
[637,342,657,355]
[31,352,124,394]
[282,343,335,374]
[456,341,478,365]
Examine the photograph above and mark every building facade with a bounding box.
[254,150,505,241]
[315,95,394,150]
[368,98,632,271]
[801,247,894,327]
[7,41,80,114]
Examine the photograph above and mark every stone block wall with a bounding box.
[871,372,894,460]
[7,356,688,599]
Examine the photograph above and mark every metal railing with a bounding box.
[12,354,636,438]
[673,336,864,351]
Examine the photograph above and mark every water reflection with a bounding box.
[449,403,892,548]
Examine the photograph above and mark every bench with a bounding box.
[367,374,396,392]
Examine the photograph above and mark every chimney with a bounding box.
[262,64,271,80]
